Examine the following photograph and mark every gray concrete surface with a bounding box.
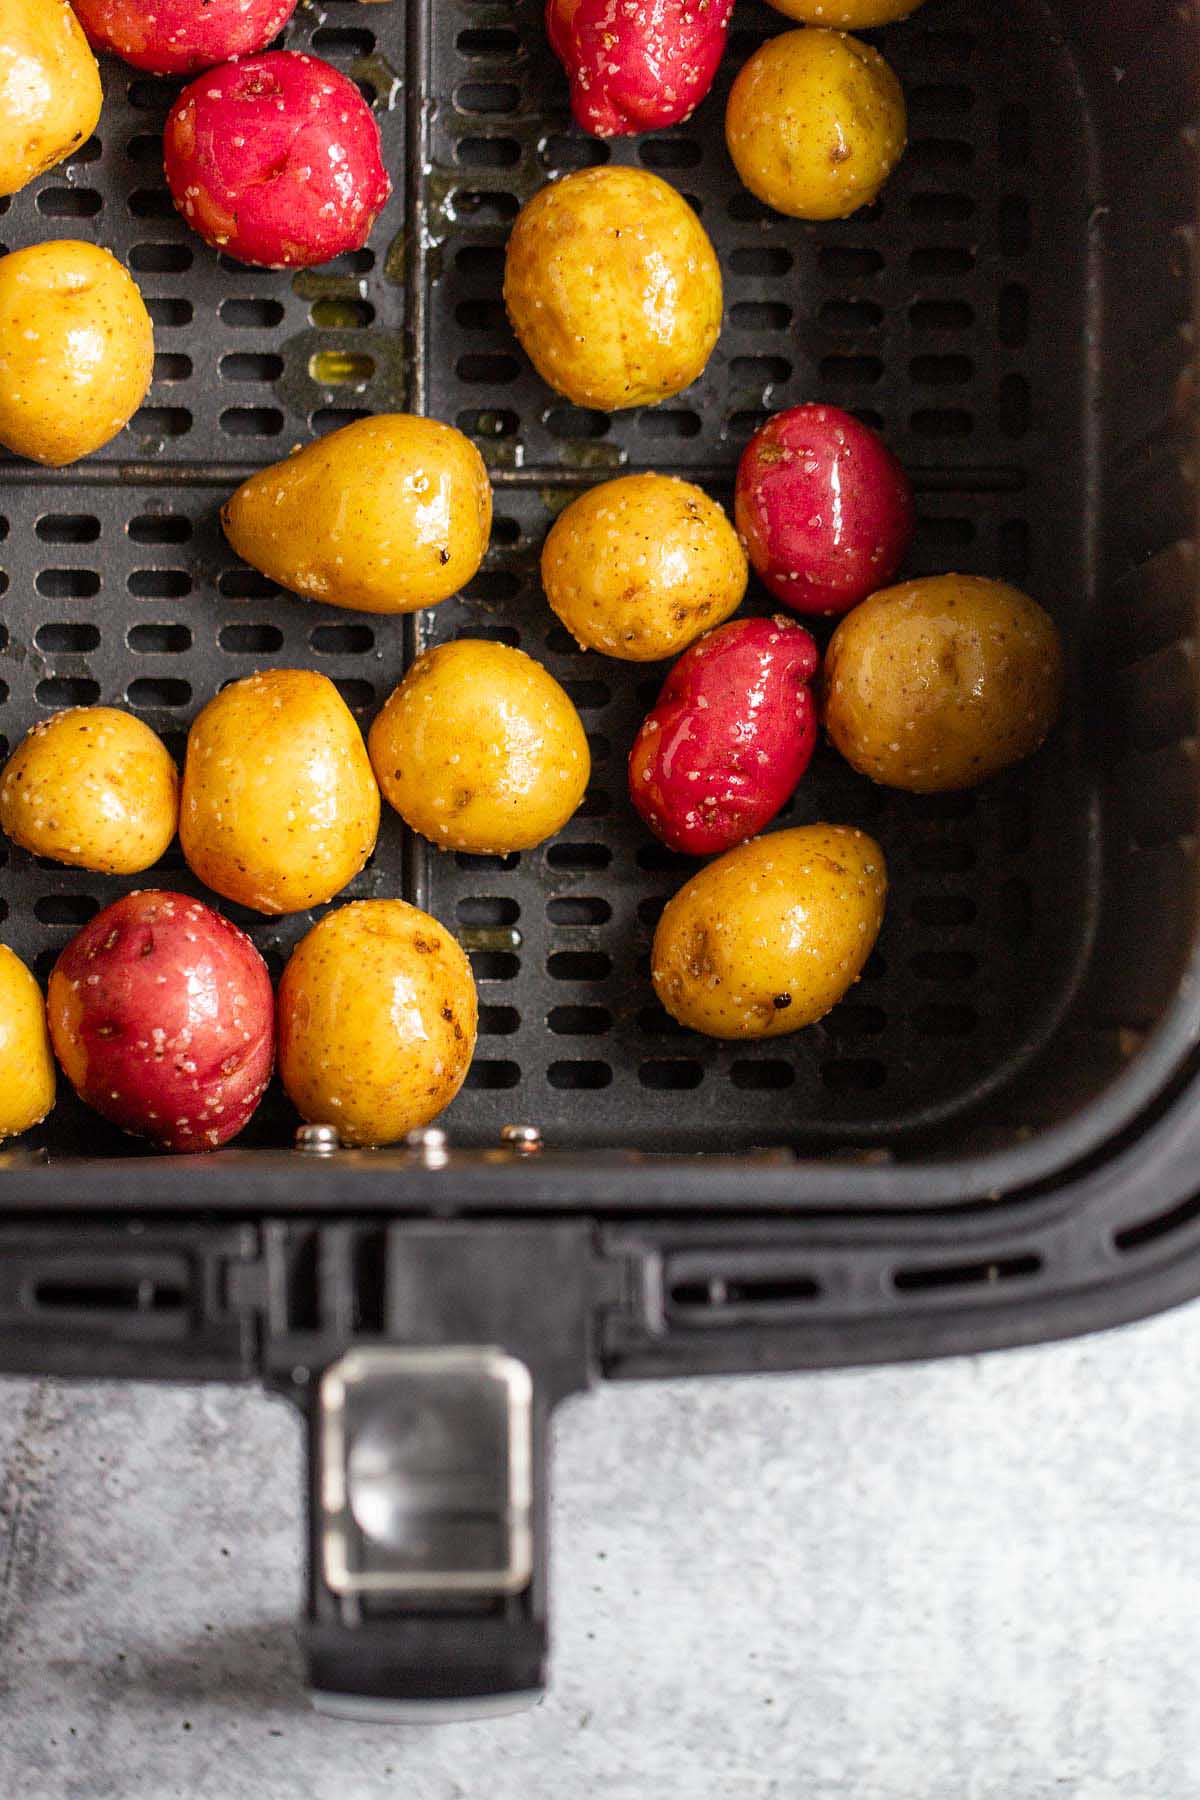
[0,1304,1197,1799]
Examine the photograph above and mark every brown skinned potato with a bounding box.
[0,707,178,874]
[278,900,477,1147]
[823,574,1065,791]
[652,825,887,1039]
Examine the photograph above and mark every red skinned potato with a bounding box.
[735,404,914,617]
[546,0,734,138]
[163,51,390,268]
[70,0,299,75]
[47,890,274,1153]
[629,615,819,855]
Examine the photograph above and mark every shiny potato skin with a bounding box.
[725,28,906,221]
[541,474,747,661]
[546,0,734,138]
[0,945,56,1139]
[0,0,102,198]
[221,415,492,616]
[0,241,153,466]
[180,670,380,915]
[71,0,300,75]
[504,167,722,410]
[368,640,591,854]
[47,890,274,1152]
[823,575,1065,792]
[652,824,886,1039]
[766,0,924,23]
[0,707,179,875]
[277,900,478,1147]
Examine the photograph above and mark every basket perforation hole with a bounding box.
[221,352,284,383]
[997,373,1032,437]
[546,842,611,871]
[219,569,279,600]
[37,677,99,707]
[913,1003,978,1038]
[821,1058,886,1091]
[36,514,100,544]
[997,878,1033,943]
[147,297,192,328]
[454,623,520,646]
[457,896,520,926]
[464,569,520,603]
[127,677,192,709]
[133,406,192,438]
[911,355,973,387]
[450,190,520,225]
[999,284,1030,348]
[331,678,374,712]
[999,195,1032,256]
[456,850,519,872]
[310,623,374,654]
[311,298,375,329]
[641,409,702,439]
[831,1004,887,1037]
[548,1060,612,1090]
[820,354,883,389]
[910,246,975,278]
[819,298,883,332]
[731,354,792,391]
[730,245,792,276]
[34,622,100,654]
[910,950,977,982]
[455,296,508,331]
[221,407,284,437]
[126,132,166,164]
[128,187,176,220]
[129,513,191,545]
[549,1005,611,1037]
[911,298,974,332]
[130,242,192,273]
[465,1059,521,1089]
[456,81,521,113]
[37,569,100,600]
[478,1004,520,1036]
[548,950,611,981]
[456,136,521,167]
[999,518,1031,581]
[457,350,520,381]
[457,407,518,439]
[470,950,520,980]
[34,895,100,926]
[128,569,191,599]
[731,300,794,332]
[561,679,610,710]
[127,623,191,654]
[912,408,974,439]
[546,406,608,440]
[220,297,285,328]
[819,246,883,280]
[153,352,192,383]
[639,1059,703,1090]
[540,135,609,171]
[639,138,702,169]
[731,1061,794,1091]
[311,25,375,54]
[37,187,101,217]
[219,623,284,654]
[998,103,1032,168]
[547,896,611,926]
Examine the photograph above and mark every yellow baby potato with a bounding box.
[0,241,153,465]
[766,0,925,24]
[652,824,887,1039]
[0,707,178,874]
[504,167,722,411]
[0,944,55,1138]
[0,0,102,198]
[180,669,380,914]
[823,574,1065,792]
[221,414,492,616]
[369,639,590,854]
[541,473,747,661]
[278,899,477,1147]
[726,28,906,221]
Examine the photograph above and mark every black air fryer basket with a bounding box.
[1,0,1199,1714]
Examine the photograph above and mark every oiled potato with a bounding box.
[726,28,906,221]
[504,167,722,410]
[0,707,178,874]
[278,900,477,1147]
[0,945,55,1138]
[0,242,153,465]
[652,824,886,1039]
[767,0,924,22]
[369,640,590,853]
[0,0,101,197]
[542,474,747,661]
[824,575,1065,792]
[180,670,380,914]
[221,415,492,615]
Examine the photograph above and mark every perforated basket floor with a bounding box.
[0,0,1100,1154]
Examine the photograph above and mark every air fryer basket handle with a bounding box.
[269,1222,595,1714]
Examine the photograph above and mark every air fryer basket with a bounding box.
[1,0,1199,1715]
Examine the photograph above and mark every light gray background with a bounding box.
[0,1302,1196,1799]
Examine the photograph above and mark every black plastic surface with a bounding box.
[0,0,1197,1363]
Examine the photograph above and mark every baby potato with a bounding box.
[221,415,492,615]
[726,28,906,221]
[824,574,1065,792]
[0,945,55,1139]
[766,0,924,22]
[652,824,887,1040]
[0,0,102,197]
[0,707,178,874]
[542,474,747,661]
[504,167,722,411]
[0,242,153,466]
[180,669,380,914]
[368,640,590,853]
[278,900,477,1147]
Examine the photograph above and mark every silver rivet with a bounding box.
[500,1124,543,1156]
[295,1123,341,1155]
[405,1126,449,1167]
